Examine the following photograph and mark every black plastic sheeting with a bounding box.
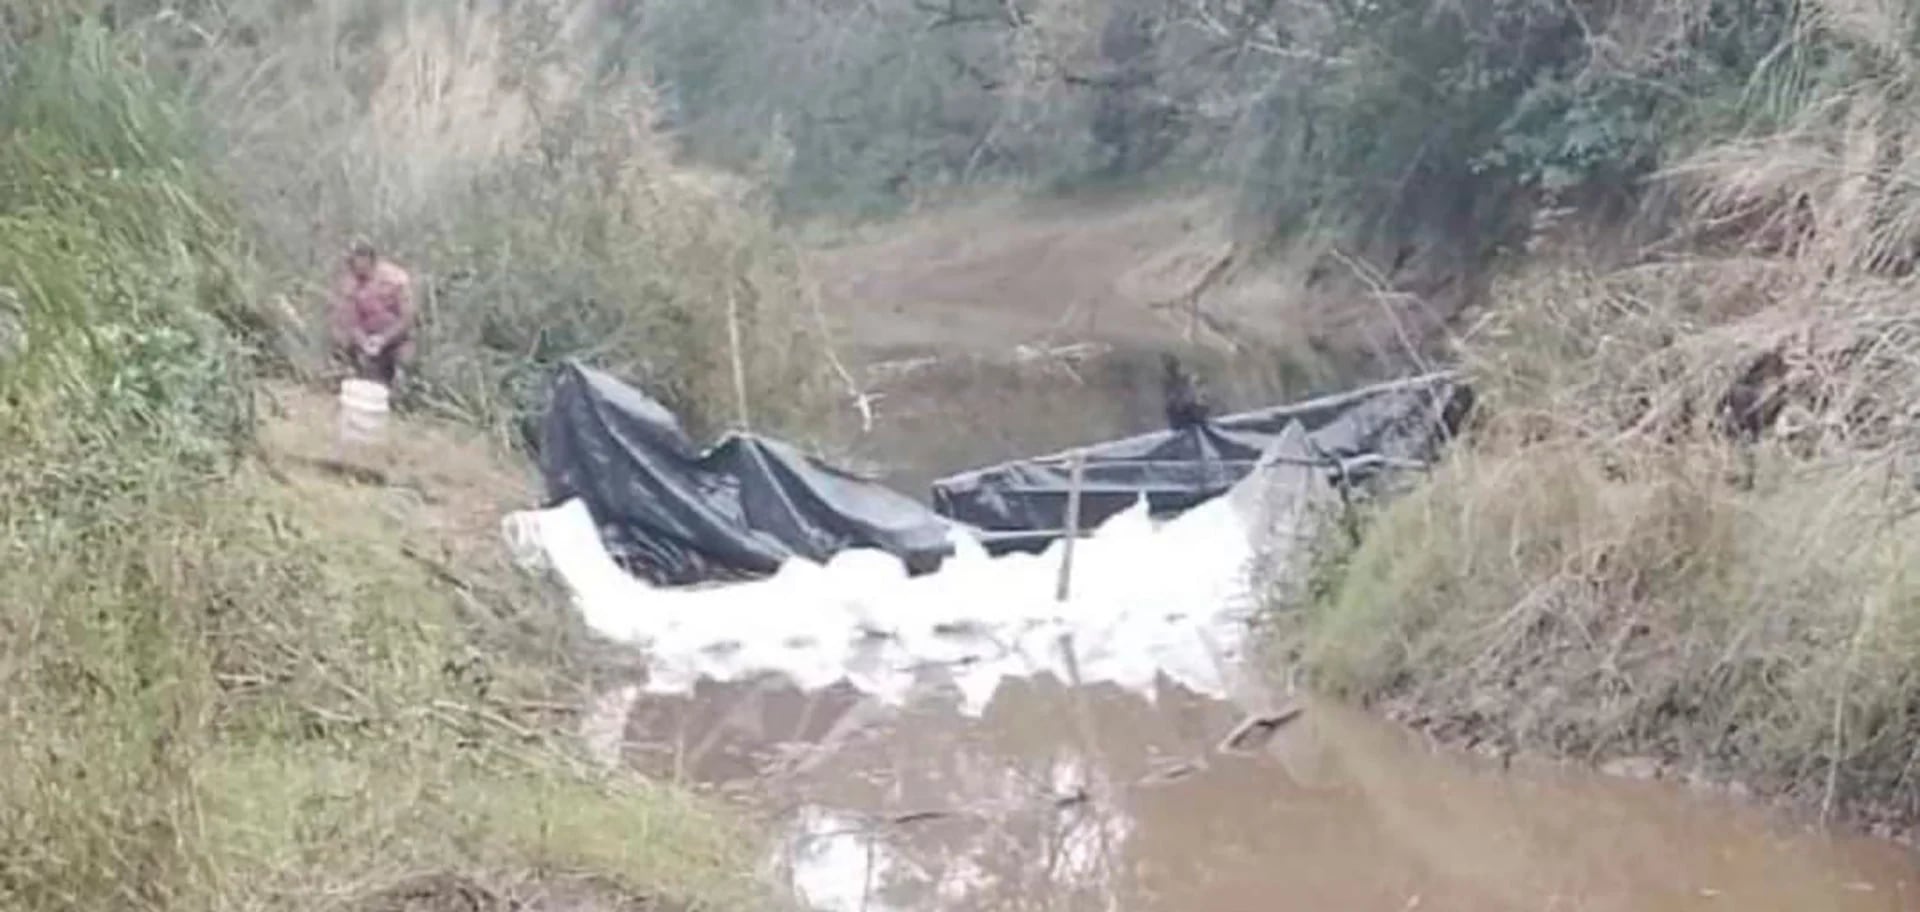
[537,362,955,586]
[931,372,1473,553]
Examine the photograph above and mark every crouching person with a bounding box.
[330,240,416,387]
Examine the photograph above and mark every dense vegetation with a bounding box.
[12,1,1920,907]
[1264,0,1920,832]
[631,0,1789,250]
[620,0,1842,387]
[107,0,835,442]
[0,7,782,910]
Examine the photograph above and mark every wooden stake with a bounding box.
[726,285,752,432]
[1056,448,1086,602]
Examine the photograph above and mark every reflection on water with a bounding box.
[784,806,901,912]
[609,673,1919,912]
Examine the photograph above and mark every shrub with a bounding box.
[108,0,836,444]
[396,100,833,442]
[0,23,256,501]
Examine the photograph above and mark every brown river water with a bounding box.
[596,674,1919,912]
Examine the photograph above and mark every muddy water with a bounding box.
[605,675,1918,912]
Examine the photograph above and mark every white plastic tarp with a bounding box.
[503,424,1327,714]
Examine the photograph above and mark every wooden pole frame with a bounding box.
[1055,448,1086,602]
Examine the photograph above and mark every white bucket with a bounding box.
[337,378,391,449]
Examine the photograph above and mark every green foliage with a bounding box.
[637,0,1031,217]
[629,0,1263,216]
[610,0,1820,266]
[0,23,254,501]
[115,0,836,444]
[1475,74,1661,193]
[397,104,831,442]
[1258,0,1920,828]
[1241,0,1800,256]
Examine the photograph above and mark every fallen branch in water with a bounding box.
[1218,705,1307,754]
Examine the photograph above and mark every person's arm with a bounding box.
[389,268,416,339]
[329,275,358,349]
[362,268,414,352]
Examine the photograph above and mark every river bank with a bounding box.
[1270,256,1920,842]
[503,370,1920,909]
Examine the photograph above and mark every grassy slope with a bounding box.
[1265,0,1920,836]
[3,392,763,912]
[4,385,763,911]
[0,22,759,912]
[1279,253,1920,834]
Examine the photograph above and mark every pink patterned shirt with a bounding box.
[331,260,414,345]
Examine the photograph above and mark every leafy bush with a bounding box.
[0,23,255,499]
[396,101,832,442]
[1238,1,1798,257]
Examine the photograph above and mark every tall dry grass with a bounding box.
[1283,0,1920,829]
[125,0,836,441]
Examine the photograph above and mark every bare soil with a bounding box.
[255,381,539,572]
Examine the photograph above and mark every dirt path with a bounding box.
[257,381,536,554]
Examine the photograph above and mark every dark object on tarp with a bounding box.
[538,361,955,586]
[931,371,1472,553]
[1161,353,1211,430]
